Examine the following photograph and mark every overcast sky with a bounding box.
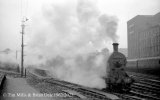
[0,0,160,52]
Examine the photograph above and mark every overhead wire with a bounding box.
[25,0,29,17]
[20,0,29,19]
[20,0,22,18]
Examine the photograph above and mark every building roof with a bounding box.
[127,12,160,23]
[127,15,152,23]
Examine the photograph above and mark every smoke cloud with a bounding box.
[0,48,17,63]
[25,0,118,89]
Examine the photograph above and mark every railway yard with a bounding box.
[106,72,160,100]
[0,0,160,99]
[0,68,159,100]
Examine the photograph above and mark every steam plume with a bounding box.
[25,0,118,89]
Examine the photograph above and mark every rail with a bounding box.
[27,71,120,100]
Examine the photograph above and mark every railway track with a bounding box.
[28,71,120,100]
[128,72,160,100]
[28,70,160,100]
[0,69,21,78]
[102,72,160,100]
[43,78,120,100]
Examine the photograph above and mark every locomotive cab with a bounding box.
[106,43,134,92]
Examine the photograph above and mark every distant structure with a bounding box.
[127,12,160,59]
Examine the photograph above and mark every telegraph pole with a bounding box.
[21,18,28,77]
[19,0,29,77]
[21,19,24,77]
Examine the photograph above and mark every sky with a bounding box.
[0,0,160,53]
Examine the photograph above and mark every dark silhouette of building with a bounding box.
[127,12,160,59]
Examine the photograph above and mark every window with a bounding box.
[159,45,160,55]
[156,46,158,55]
[156,37,158,43]
[156,28,159,35]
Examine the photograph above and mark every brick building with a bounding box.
[127,12,160,59]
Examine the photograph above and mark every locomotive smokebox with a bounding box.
[112,43,119,52]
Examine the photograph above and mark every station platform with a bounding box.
[0,77,52,100]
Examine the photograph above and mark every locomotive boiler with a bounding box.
[105,43,134,92]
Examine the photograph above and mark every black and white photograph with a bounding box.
[0,0,160,100]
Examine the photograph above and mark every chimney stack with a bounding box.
[112,43,119,52]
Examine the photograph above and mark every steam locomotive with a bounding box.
[105,43,134,92]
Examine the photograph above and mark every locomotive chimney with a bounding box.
[112,43,119,52]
